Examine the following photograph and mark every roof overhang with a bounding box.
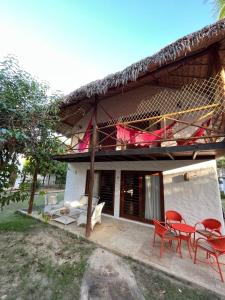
[58,19,225,132]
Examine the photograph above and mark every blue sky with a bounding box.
[0,1,215,93]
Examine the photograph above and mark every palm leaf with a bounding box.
[209,0,225,19]
[219,3,225,18]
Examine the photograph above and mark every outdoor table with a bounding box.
[171,223,196,258]
[54,215,76,226]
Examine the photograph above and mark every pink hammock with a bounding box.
[177,119,211,146]
[78,119,92,152]
[116,121,176,147]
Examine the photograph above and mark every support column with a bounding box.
[86,96,98,238]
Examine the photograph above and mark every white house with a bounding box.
[55,19,225,232]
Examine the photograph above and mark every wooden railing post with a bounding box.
[163,117,167,141]
[86,96,98,238]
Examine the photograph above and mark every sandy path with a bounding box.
[80,248,144,300]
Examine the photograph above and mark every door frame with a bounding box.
[120,170,164,224]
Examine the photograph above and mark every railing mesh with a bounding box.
[65,73,225,152]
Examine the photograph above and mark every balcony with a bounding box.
[55,74,225,162]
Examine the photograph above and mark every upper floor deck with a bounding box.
[55,73,225,162]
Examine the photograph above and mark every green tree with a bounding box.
[0,56,63,212]
[24,116,61,214]
[20,158,34,185]
[217,156,225,168]
[52,160,67,188]
[22,142,67,189]
[0,56,34,208]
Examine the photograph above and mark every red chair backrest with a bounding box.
[165,210,183,223]
[153,219,167,236]
[208,237,225,253]
[201,219,221,232]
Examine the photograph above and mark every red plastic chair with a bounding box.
[194,237,225,282]
[194,219,222,240]
[165,210,186,226]
[153,219,182,258]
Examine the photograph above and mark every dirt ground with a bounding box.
[0,206,224,300]
[81,248,223,300]
[0,217,95,300]
[80,248,145,300]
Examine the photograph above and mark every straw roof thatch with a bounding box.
[63,19,225,106]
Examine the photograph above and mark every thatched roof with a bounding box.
[63,19,225,106]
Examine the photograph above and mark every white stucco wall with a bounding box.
[163,160,224,233]
[64,160,224,232]
[64,164,87,202]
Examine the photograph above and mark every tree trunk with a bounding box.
[28,162,38,214]
[48,174,51,186]
[86,97,98,238]
[42,175,46,186]
[9,170,17,187]
[21,173,27,185]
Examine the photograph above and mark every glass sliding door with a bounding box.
[85,170,115,215]
[93,172,100,198]
[120,171,163,223]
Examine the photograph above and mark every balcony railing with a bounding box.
[64,73,225,154]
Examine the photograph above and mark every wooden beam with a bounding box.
[145,154,157,160]
[128,155,140,160]
[166,153,174,160]
[186,63,208,66]
[86,96,98,238]
[192,151,199,160]
[52,141,225,163]
[169,74,205,79]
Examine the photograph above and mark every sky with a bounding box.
[0,0,216,95]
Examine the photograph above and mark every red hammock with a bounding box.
[177,119,211,146]
[78,117,209,151]
[78,118,92,152]
[116,121,176,147]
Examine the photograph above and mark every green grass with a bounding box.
[0,212,38,231]
[0,191,64,231]
[0,196,95,300]
[222,199,225,210]
[0,200,37,232]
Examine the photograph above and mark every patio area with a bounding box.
[29,211,225,297]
